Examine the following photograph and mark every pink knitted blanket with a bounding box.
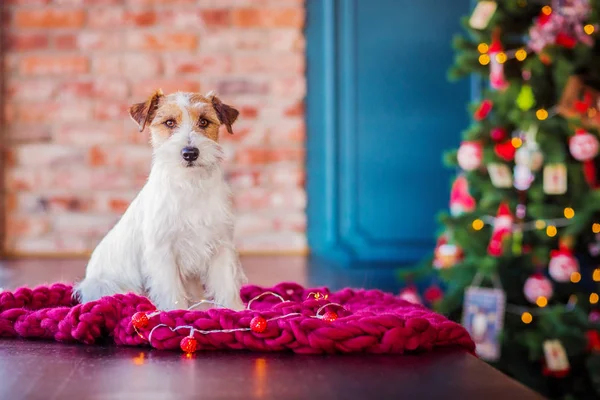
[0,282,474,354]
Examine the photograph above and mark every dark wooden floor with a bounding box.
[0,257,544,400]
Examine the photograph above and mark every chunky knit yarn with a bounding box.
[0,282,474,354]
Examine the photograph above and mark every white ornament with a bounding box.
[570,129,599,161]
[399,288,422,305]
[548,251,579,283]
[515,146,544,171]
[514,164,534,191]
[524,274,553,304]
[457,141,483,171]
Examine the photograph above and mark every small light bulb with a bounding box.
[515,49,527,61]
[570,272,581,283]
[472,219,485,231]
[511,137,523,148]
[536,108,549,120]
[564,207,575,219]
[546,225,557,237]
[593,268,600,282]
[536,296,548,307]
[593,223,600,234]
[478,43,489,53]
[584,24,595,35]
[521,312,533,324]
[495,52,507,64]
[479,54,491,66]
[542,6,552,15]
[590,293,599,304]
[535,220,546,229]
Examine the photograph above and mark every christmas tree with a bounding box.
[400,1,600,398]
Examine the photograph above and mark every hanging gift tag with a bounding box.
[469,1,498,29]
[462,286,506,361]
[488,163,513,188]
[543,339,570,372]
[543,164,568,194]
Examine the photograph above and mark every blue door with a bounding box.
[306,0,472,264]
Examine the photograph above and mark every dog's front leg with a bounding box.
[206,244,247,311]
[145,247,188,310]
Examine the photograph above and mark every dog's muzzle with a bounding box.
[181,147,199,162]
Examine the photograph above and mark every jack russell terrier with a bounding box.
[73,90,247,311]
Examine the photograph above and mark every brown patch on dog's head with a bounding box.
[206,91,239,135]
[131,90,239,145]
[129,89,164,132]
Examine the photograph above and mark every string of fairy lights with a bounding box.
[471,206,579,237]
[131,291,343,354]
[466,203,600,324]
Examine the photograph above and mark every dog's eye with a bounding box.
[164,119,176,128]
[199,118,209,128]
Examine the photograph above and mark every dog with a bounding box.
[73,90,247,311]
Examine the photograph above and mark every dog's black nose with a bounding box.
[181,147,199,162]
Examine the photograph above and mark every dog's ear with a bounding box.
[129,89,163,132]
[207,91,239,134]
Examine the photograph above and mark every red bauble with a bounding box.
[131,312,149,329]
[322,311,338,322]
[587,330,600,352]
[474,99,493,121]
[548,247,579,283]
[490,127,507,142]
[424,285,443,304]
[524,274,553,304]
[457,141,483,171]
[250,316,268,333]
[494,140,516,161]
[569,129,599,161]
[180,336,198,354]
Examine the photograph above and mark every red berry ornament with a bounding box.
[250,316,268,333]
[131,312,149,329]
[322,311,338,322]
[180,336,198,354]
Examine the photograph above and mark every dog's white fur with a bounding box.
[73,91,247,310]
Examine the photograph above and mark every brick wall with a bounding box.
[1,0,306,256]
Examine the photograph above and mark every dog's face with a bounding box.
[129,90,239,169]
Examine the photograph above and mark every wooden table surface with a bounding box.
[0,257,545,400]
